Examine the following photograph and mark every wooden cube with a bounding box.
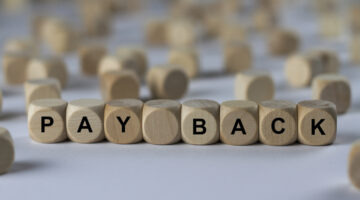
[28,99,67,143]
[268,29,299,56]
[298,100,337,146]
[104,99,143,144]
[181,99,220,145]
[312,74,351,114]
[78,43,107,75]
[24,78,61,111]
[167,19,200,47]
[235,71,274,103]
[100,70,140,102]
[26,56,68,89]
[350,35,360,64]
[40,18,77,54]
[259,100,297,146]
[168,47,199,78]
[349,140,360,190]
[0,127,14,174]
[4,38,37,55]
[2,51,30,85]
[146,65,189,99]
[220,100,258,145]
[224,41,252,73]
[285,54,323,87]
[350,6,360,34]
[117,47,148,78]
[66,99,105,143]
[98,55,138,76]
[145,19,168,45]
[309,50,339,73]
[142,100,181,145]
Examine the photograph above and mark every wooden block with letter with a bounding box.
[0,127,14,174]
[259,100,297,146]
[117,47,148,79]
[235,70,274,103]
[168,47,199,78]
[349,140,360,190]
[104,99,143,144]
[100,70,140,102]
[297,100,336,146]
[268,29,299,56]
[66,99,105,143]
[2,51,31,85]
[142,100,181,145]
[181,99,220,145]
[224,41,252,73]
[220,100,258,145]
[146,65,189,99]
[28,99,67,143]
[78,43,107,75]
[24,78,61,111]
[26,56,68,89]
[312,74,351,114]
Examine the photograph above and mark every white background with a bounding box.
[0,1,360,199]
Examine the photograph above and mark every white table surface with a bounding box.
[0,1,360,199]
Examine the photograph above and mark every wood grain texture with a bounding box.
[100,70,140,102]
[78,43,107,75]
[220,100,258,145]
[268,29,299,56]
[26,56,68,89]
[145,19,168,45]
[0,127,14,174]
[235,70,274,103]
[142,100,181,145]
[104,99,143,144]
[28,99,67,143]
[168,47,199,78]
[312,74,351,114]
[66,99,105,143]
[2,51,31,85]
[224,41,252,73]
[146,65,189,99]
[297,100,336,146]
[181,99,220,145]
[349,140,360,190]
[117,47,148,79]
[259,100,297,146]
[24,78,61,111]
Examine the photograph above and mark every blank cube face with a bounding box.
[2,52,30,85]
[220,100,258,145]
[145,20,167,45]
[26,57,68,89]
[168,48,199,78]
[146,65,189,99]
[298,100,337,146]
[100,70,140,101]
[142,100,181,145]
[312,74,351,114]
[224,42,252,73]
[24,78,61,110]
[235,71,274,103]
[28,99,67,143]
[66,99,105,143]
[268,29,299,56]
[104,99,143,144]
[349,141,360,190]
[259,100,297,146]
[0,127,14,174]
[78,44,107,75]
[181,100,220,145]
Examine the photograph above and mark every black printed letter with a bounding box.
[272,118,285,134]
[231,119,247,135]
[193,119,206,135]
[312,119,325,135]
[41,116,54,132]
[77,117,93,133]
[116,116,131,133]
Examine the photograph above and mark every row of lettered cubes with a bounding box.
[27,98,337,146]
